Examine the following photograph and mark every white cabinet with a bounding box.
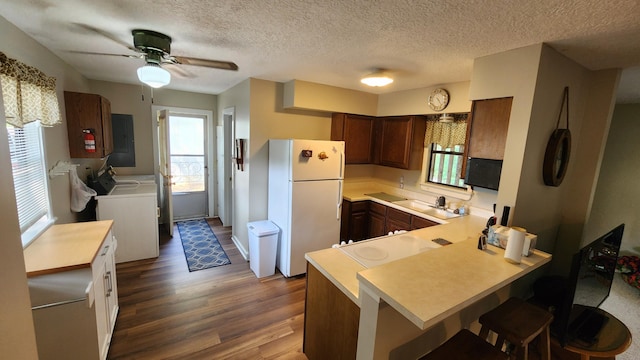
[96,183,159,263]
[28,230,118,360]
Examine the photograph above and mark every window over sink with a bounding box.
[419,113,473,199]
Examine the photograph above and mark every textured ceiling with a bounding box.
[1,0,639,102]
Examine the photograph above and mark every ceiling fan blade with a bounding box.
[66,50,143,59]
[171,56,238,71]
[72,23,138,52]
[163,63,195,79]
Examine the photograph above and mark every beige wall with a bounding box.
[218,79,251,254]
[468,44,620,274]
[0,15,83,359]
[88,81,217,176]
[377,81,472,116]
[217,78,333,256]
[284,79,378,115]
[584,104,640,255]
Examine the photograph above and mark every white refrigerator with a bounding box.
[268,139,345,277]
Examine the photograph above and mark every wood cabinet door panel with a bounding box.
[387,207,411,224]
[368,201,387,216]
[467,97,512,160]
[64,91,113,158]
[386,217,411,233]
[379,116,413,168]
[368,212,386,238]
[349,211,369,241]
[411,216,438,229]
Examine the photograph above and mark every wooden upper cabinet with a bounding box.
[466,97,513,160]
[331,113,375,164]
[64,91,113,158]
[379,116,426,169]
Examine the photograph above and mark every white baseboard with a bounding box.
[231,234,249,261]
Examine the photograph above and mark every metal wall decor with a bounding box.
[543,86,571,186]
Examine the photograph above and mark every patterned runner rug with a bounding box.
[176,219,231,272]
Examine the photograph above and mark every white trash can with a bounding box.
[247,220,280,278]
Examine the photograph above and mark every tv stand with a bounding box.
[569,308,609,345]
[559,306,631,360]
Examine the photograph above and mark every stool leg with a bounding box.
[539,326,551,360]
[479,325,490,341]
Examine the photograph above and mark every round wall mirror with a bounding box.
[543,129,571,186]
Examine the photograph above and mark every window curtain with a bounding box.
[0,52,61,128]
[424,117,467,149]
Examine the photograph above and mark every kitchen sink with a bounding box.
[392,199,461,220]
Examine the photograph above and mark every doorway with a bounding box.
[152,106,214,226]
[169,113,208,220]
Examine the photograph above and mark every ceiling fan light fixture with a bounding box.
[137,63,171,88]
[361,70,393,87]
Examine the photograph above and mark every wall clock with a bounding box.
[543,86,571,187]
[428,88,449,111]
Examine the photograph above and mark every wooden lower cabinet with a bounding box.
[304,263,360,360]
[412,216,438,230]
[386,207,412,232]
[341,200,439,240]
[368,201,387,237]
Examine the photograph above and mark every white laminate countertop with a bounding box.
[305,185,552,328]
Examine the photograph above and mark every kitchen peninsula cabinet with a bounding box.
[65,91,113,158]
[466,97,512,160]
[378,115,427,170]
[24,221,118,360]
[331,113,376,164]
[304,263,360,360]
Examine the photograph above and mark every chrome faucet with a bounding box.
[436,196,446,209]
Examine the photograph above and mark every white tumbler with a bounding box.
[504,227,526,264]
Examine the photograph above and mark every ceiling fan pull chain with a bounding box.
[555,86,569,131]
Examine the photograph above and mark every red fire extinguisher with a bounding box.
[83,129,96,152]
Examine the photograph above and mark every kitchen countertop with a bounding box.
[306,184,551,316]
[23,220,114,277]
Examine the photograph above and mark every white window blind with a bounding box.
[6,121,53,246]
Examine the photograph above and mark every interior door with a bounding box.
[168,113,208,220]
[158,110,174,236]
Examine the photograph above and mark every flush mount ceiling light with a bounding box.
[361,70,393,87]
[137,63,171,88]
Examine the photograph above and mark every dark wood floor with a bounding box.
[107,218,309,360]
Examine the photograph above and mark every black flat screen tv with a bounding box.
[554,223,624,346]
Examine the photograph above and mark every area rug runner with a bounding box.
[177,219,231,272]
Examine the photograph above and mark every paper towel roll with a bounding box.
[504,227,526,264]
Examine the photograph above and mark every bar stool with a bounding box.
[419,329,509,360]
[478,297,554,360]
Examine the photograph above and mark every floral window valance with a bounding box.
[0,52,61,128]
[424,113,468,149]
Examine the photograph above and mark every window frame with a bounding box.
[6,121,55,247]
[419,139,473,201]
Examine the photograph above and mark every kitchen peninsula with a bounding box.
[304,187,552,360]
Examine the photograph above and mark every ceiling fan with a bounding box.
[72,27,238,88]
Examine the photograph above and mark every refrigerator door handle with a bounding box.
[336,180,343,220]
[339,151,344,179]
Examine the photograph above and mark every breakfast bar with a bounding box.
[305,196,552,360]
